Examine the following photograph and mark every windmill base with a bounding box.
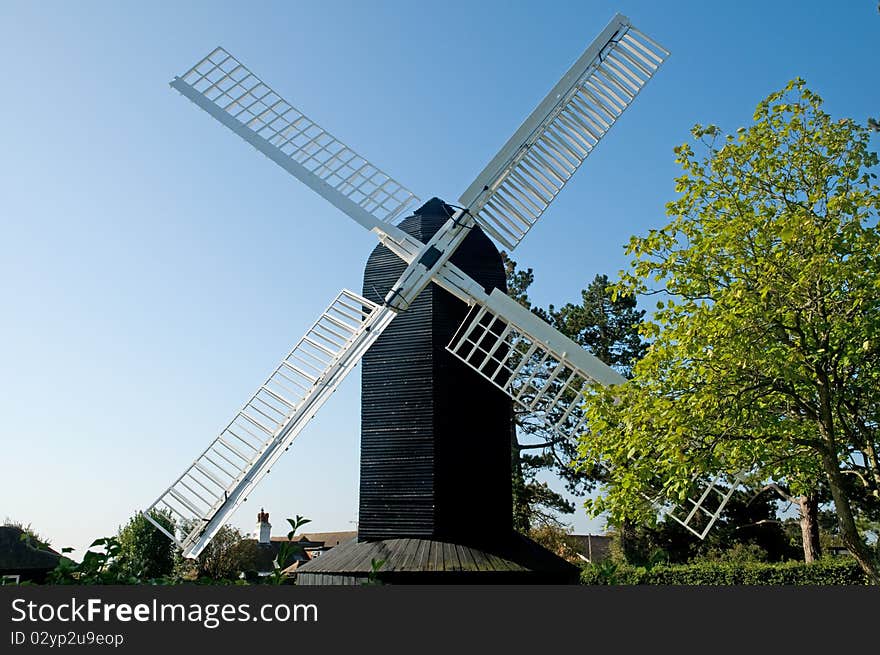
[294,532,579,585]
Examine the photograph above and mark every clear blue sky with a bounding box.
[1,1,877,555]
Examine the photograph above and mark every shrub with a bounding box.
[581,558,868,585]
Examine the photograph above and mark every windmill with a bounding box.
[144,13,740,567]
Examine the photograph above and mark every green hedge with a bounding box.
[580,558,868,585]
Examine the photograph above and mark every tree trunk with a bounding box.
[511,410,529,533]
[797,493,821,563]
[814,374,879,584]
[618,519,639,564]
[821,450,880,584]
[863,438,880,498]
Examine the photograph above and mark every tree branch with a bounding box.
[751,482,796,505]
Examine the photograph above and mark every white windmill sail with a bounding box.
[171,47,420,234]
[658,472,746,538]
[460,13,670,250]
[447,288,625,438]
[446,288,743,539]
[143,290,396,558]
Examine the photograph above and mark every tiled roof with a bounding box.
[270,531,357,548]
[242,539,311,573]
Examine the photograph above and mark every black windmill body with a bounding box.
[360,198,513,543]
[148,15,734,583]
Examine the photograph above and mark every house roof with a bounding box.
[241,539,311,573]
[0,527,62,571]
[249,543,281,572]
[270,531,357,548]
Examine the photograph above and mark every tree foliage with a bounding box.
[188,524,258,580]
[576,79,880,583]
[528,524,584,564]
[611,489,800,566]
[502,254,645,530]
[48,536,132,585]
[116,510,176,579]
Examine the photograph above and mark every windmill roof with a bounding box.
[297,532,579,575]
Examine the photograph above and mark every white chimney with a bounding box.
[256,508,271,544]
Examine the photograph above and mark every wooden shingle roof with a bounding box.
[298,533,577,575]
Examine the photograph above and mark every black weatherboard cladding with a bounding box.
[360,198,513,542]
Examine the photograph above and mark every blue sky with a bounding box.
[1,0,877,555]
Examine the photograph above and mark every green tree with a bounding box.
[528,523,583,564]
[116,510,176,579]
[502,254,646,530]
[503,254,571,530]
[577,79,880,583]
[753,482,825,562]
[191,524,258,580]
[609,489,800,566]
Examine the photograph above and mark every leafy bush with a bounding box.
[116,510,176,579]
[581,558,868,585]
[47,537,151,585]
[35,512,314,585]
